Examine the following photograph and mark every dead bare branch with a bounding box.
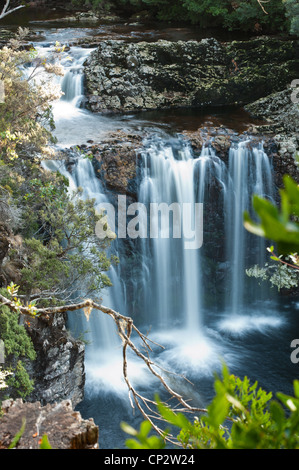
[0,0,25,20]
[257,0,270,14]
[0,292,208,444]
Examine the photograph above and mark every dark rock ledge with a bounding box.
[84,36,299,113]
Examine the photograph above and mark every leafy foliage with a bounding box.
[124,366,299,449]
[19,185,115,303]
[38,434,52,449]
[0,302,36,359]
[121,420,166,449]
[0,28,62,162]
[0,294,36,400]
[77,0,292,33]
[0,29,118,404]
[244,175,299,256]
[246,262,299,290]
[0,30,117,306]
[7,417,26,449]
[244,175,299,291]
[6,360,35,399]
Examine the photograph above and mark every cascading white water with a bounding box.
[225,141,274,316]
[42,156,123,348]
[138,137,229,333]
[41,155,148,396]
[137,136,277,354]
[36,38,155,397]
[36,31,283,392]
[59,48,88,106]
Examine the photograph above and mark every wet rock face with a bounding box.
[77,131,144,200]
[245,88,299,136]
[0,399,98,449]
[25,313,85,408]
[245,88,299,185]
[84,37,299,113]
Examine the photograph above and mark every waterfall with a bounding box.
[138,137,228,332]
[136,136,275,344]
[51,47,94,126]
[42,156,130,392]
[59,47,92,107]
[225,141,274,316]
[37,33,281,396]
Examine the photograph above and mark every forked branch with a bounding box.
[0,292,207,444]
[0,0,25,19]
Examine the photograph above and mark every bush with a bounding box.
[123,366,299,449]
[77,0,291,33]
[0,301,36,400]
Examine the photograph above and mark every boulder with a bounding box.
[76,131,144,200]
[84,36,299,113]
[0,398,98,449]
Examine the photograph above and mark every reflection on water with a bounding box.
[2,6,253,44]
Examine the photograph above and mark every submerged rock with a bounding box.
[84,36,299,113]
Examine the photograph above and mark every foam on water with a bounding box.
[84,349,155,398]
[217,313,284,336]
[151,328,236,377]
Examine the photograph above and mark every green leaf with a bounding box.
[120,422,138,437]
[39,434,52,449]
[125,438,144,449]
[244,177,299,255]
[155,395,191,430]
[270,401,285,432]
[252,194,279,219]
[139,420,152,439]
[277,392,299,412]
[294,380,299,399]
[206,392,230,428]
[243,210,266,237]
[8,418,26,449]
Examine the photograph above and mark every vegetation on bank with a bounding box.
[72,0,299,35]
[0,30,116,401]
[123,367,299,449]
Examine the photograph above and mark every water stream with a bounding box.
[28,24,299,449]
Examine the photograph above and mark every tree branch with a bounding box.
[256,0,270,14]
[0,292,208,444]
[0,1,25,19]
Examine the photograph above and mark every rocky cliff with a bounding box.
[84,36,299,113]
[25,313,85,408]
[244,87,299,186]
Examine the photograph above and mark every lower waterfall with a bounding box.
[44,133,284,390]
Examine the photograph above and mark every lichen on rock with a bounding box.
[84,36,299,113]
